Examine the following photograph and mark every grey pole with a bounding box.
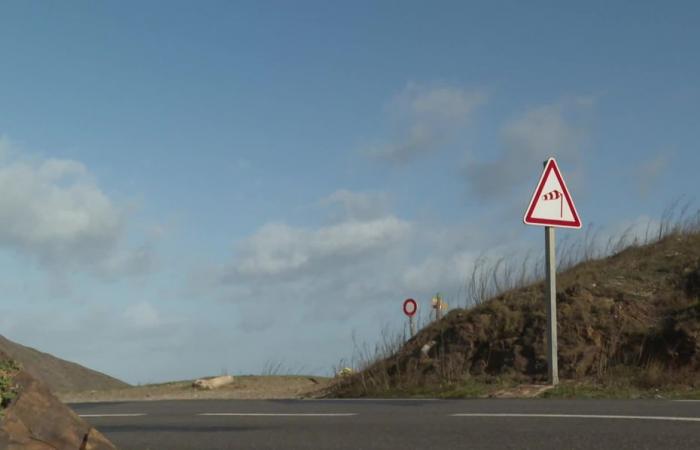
[545,225,559,385]
[409,315,417,337]
[435,294,443,321]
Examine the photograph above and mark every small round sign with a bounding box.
[403,298,417,317]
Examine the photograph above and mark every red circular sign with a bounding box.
[403,298,417,317]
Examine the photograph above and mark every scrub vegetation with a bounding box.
[330,202,700,398]
[0,359,20,413]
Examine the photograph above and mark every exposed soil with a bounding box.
[332,232,700,397]
[59,375,331,403]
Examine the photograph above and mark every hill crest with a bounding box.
[0,335,128,393]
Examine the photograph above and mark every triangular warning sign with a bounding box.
[524,158,581,229]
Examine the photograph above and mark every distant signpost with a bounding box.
[403,299,418,337]
[524,157,581,386]
[431,293,447,321]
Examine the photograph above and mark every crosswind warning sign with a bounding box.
[523,158,581,228]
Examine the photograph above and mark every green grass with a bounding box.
[0,359,21,413]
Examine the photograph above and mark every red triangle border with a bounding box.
[523,158,581,229]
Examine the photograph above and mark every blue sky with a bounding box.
[0,1,698,383]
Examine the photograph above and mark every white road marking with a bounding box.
[451,413,700,422]
[308,398,440,402]
[79,413,147,418]
[198,413,358,417]
[673,400,700,402]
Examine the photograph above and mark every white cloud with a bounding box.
[0,157,121,265]
[225,216,412,279]
[364,83,486,164]
[0,137,157,277]
[187,190,506,335]
[464,101,587,199]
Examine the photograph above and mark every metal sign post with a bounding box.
[544,226,558,385]
[403,299,418,337]
[524,157,581,386]
[432,294,444,321]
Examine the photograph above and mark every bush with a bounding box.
[0,359,21,410]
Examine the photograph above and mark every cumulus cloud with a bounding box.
[0,157,121,265]
[187,189,506,335]
[0,138,156,277]
[176,204,419,336]
[464,102,587,199]
[223,216,411,281]
[364,83,486,164]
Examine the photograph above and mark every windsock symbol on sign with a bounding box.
[542,190,562,201]
[523,158,581,228]
[542,189,563,218]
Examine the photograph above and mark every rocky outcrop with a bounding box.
[0,365,116,450]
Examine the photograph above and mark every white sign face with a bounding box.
[524,158,581,228]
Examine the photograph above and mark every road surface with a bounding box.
[71,398,700,449]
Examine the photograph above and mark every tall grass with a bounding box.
[260,360,309,376]
[464,200,700,307]
[331,326,409,394]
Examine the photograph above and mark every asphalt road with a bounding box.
[71,399,700,450]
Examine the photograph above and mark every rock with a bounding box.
[192,375,235,390]
[0,368,116,449]
[420,341,437,359]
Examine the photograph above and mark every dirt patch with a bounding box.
[489,384,554,398]
[59,375,331,403]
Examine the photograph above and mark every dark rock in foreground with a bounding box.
[0,352,117,450]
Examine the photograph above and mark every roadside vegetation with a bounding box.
[329,201,700,398]
[0,359,20,413]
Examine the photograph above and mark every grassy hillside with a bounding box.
[0,335,128,393]
[331,228,700,398]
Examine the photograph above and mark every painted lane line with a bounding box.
[673,400,700,402]
[451,413,700,422]
[79,413,147,418]
[307,398,441,402]
[198,413,358,417]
